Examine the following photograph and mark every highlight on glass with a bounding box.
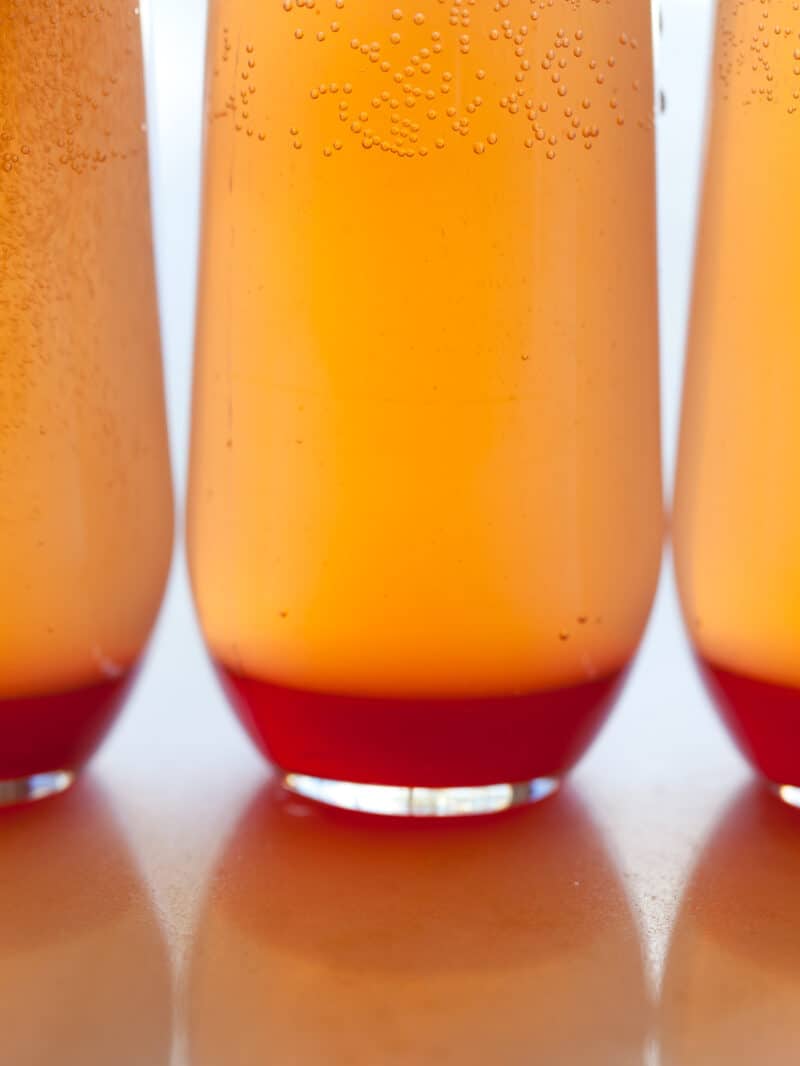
[673,0,800,805]
[188,0,663,815]
[0,2,173,804]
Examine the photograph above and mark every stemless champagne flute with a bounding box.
[0,2,173,803]
[674,0,800,803]
[189,0,663,815]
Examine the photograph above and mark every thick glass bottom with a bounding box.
[770,783,800,809]
[283,772,560,817]
[218,665,624,789]
[700,659,800,785]
[0,674,133,786]
[0,769,75,807]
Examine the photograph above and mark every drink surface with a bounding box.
[0,2,173,701]
[189,0,662,701]
[675,0,800,691]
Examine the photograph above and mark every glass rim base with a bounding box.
[0,769,75,807]
[283,772,561,817]
[769,782,800,810]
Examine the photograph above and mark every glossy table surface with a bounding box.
[5,558,798,1066]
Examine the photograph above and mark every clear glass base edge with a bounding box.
[283,772,560,817]
[770,782,800,809]
[0,769,75,807]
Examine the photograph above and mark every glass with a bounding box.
[0,2,173,803]
[673,0,800,800]
[189,0,663,815]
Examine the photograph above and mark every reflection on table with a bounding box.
[0,779,172,1066]
[189,784,651,1065]
[660,784,800,1065]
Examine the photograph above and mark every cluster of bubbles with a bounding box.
[1,0,148,456]
[718,0,800,113]
[0,3,143,177]
[211,0,650,159]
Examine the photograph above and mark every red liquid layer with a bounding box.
[217,666,625,788]
[701,659,800,785]
[0,674,134,781]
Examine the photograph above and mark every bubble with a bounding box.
[414,11,425,23]
[392,7,403,17]
[316,30,326,40]
[293,138,303,148]
[331,20,340,30]
[323,145,332,156]
[294,27,304,38]
[524,135,534,147]
[427,108,437,118]
[476,68,486,79]
[487,131,498,144]
[350,37,360,47]
[435,137,445,148]
[473,141,485,153]
[489,28,499,40]
[559,630,570,641]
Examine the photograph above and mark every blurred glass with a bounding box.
[0,1,173,803]
[674,0,800,794]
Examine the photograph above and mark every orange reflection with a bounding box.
[660,785,800,1065]
[0,781,172,1066]
[189,786,650,1065]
